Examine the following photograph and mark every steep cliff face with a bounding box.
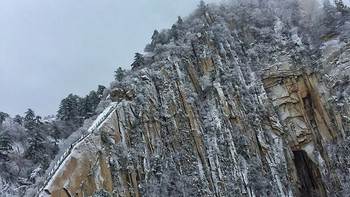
[37,1,350,197]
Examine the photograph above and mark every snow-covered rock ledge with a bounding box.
[36,102,118,197]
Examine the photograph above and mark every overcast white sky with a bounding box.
[0,0,349,117]
[0,0,221,117]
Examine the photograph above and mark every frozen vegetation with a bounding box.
[1,0,350,196]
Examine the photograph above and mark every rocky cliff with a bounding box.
[36,1,350,197]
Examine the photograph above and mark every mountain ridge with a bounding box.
[34,0,350,196]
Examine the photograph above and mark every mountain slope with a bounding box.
[36,1,350,197]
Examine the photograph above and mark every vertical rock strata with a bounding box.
[39,51,349,197]
[38,3,350,197]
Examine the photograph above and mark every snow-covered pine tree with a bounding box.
[25,128,46,165]
[57,94,79,121]
[51,123,61,142]
[13,114,23,125]
[131,53,145,69]
[88,90,100,113]
[97,85,106,98]
[0,112,9,129]
[24,109,36,131]
[0,131,13,162]
[114,67,126,82]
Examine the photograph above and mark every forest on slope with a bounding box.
[0,85,109,195]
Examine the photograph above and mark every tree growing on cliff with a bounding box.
[196,0,207,16]
[131,53,145,69]
[13,115,23,125]
[24,109,36,131]
[0,112,9,129]
[335,0,350,15]
[97,85,106,98]
[51,123,61,142]
[35,115,42,126]
[0,131,13,162]
[114,67,126,81]
[88,90,100,112]
[25,128,46,165]
[151,30,160,45]
[57,94,80,121]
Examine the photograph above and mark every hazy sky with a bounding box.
[0,0,221,117]
[0,0,349,117]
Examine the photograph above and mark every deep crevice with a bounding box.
[293,150,327,197]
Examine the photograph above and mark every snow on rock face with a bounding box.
[36,103,117,197]
[39,56,348,196]
[37,2,350,197]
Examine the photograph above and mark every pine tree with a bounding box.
[76,89,101,119]
[35,115,42,126]
[151,30,160,45]
[0,112,9,129]
[114,67,126,82]
[88,90,100,113]
[171,24,180,40]
[57,94,79,121]
[24,109,36,131]
[51,123,61,142]
[0,132,13,162]
[131,53,145,69]
[25,129,46,164]
[145,30,160,52]
[196,0,207,17]
[335,0,350,15]
[171,16,184,41]
[78,96,91,119]
[13,115,23,125]
[97,85,106,98]
[177,16,183,26]
[322,0,340,31]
